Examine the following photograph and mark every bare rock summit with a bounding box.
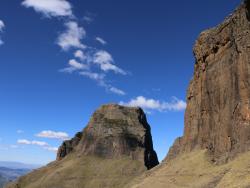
[57,104,159,169]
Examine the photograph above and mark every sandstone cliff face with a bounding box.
[57,104,159,169]
[168,0,250,163]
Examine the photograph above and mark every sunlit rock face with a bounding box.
[167,0,250,163]
[57,104,159,169]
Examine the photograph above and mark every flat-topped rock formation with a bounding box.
[6,104,158,188]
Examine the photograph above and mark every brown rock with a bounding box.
[167,0,250,163]
[57,104,159,169]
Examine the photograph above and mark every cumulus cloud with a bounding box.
[93,50,126,75]
[57,21,86,51]
[21,0,73,17]
[17,139,48,146]
[120,96,186,112]
[36,130,69,140]
[96,37,107,45]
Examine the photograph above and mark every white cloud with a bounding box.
[79,71,105,81]
[17,130,24,134]
[44,146,58,152]
[96,37,107,45]
[17,139,30,145]
[83,12,95,23]
[57,21,86,51]
[79,71,125,95]
[21,0,73,17]
[60,59,88,73]
[17,139,48,146]
[109,87,126,95]
[120,96,186,112]
[36,130,69,140]
[17,139,58,153]
[0,20,5,46]
[0,20,5,32]
[69,59,88,70]
[93,50,126,75]
[74,50,86,61]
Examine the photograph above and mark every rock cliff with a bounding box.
[167,0,250,163]
[57,104,159,169]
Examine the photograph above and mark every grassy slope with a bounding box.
[6,152,146,188]
[127,150,250,188]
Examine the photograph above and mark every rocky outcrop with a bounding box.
[167,0,250,163]
[57,104,159,169]
[6,104,158,188]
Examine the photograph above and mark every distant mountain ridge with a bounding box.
[0,161,40,188]
[0,167,31,188]
[0,161,41,170]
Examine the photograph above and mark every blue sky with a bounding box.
[0,0,241,165]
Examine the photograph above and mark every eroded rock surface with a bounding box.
[57,104,159,169]
[167,0,250,163]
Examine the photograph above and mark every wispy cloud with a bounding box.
[93,50,127,75]
[44,146,58,152]
[21,1,127,96]
[21,0,73,18]
[17,130,24,134]
[36,130,69,140]
[96,37,107,45]
[17,139,48,146]
[120,96,186,112]
[0,20,4,32]
[57,21,86,51]
[60,59,89,73]
[79,71,105,81]
[74,50,86,61]
[79,71,126,95]
[17,139,58,152]
[83,12,95,23]
[0,20,5,46]
[109,87,126,95]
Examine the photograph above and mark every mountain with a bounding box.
[0,161,40,188]
[0,162,41,170]
[6,104,159,188]
[0,167,31,188]
[127,1,250,187]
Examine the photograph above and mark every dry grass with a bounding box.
[6,152,146,188]
[7,150,250,188]
[127,150,250,188]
